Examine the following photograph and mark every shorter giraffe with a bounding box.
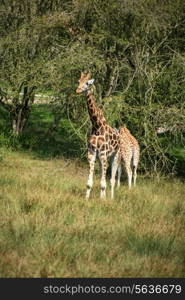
[76,72,120,199]
[110,127,140,199]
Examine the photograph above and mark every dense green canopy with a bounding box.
[0,0,184,174]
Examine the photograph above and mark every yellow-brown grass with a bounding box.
[0,150,184,277]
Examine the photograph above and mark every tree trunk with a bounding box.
[11,85,36,136]
[12,106,30,136]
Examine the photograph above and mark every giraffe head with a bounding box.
[76,72,94,94]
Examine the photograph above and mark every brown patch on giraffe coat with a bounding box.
[111,138,115,145]
[109,145,113,152]
[113,142,119,149]
[97,120,104,127]
[97,136,105,146]
[100,144,105,151]
[92,115,97,122]
[89,136,97,147]
[105,133,109,140]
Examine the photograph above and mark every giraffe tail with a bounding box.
[132,147,140,170]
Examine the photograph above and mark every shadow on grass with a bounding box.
[125,230,175,258]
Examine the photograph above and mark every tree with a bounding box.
[0,0,66,135]
[0,0,184,174]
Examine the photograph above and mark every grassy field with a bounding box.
[0,148,184,277]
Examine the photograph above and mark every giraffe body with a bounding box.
[76,72,120,199]
[110,127,140,199]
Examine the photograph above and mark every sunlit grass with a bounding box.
[0,150,184,277]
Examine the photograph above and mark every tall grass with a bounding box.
[0,150,184,277]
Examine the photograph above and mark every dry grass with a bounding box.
[0,149,184,277]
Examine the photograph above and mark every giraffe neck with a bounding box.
[86,90,107,130]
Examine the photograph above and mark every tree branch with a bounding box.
[105,62,119,97]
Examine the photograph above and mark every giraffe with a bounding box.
[76,71,120,199]
[110,126,140,199]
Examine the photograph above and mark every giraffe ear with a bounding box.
[87,79,94,85]
[80,72,85,78]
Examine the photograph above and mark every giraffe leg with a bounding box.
[132,149,139,187]
[125,162,132,189]
[117,164,122,188]
[133,165,137,187]
[99,153,108,199]
[86,150,96,199]
[110,152,120,199]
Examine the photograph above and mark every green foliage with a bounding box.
[0,0,185,174]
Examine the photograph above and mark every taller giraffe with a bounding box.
[76,72,120,199]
